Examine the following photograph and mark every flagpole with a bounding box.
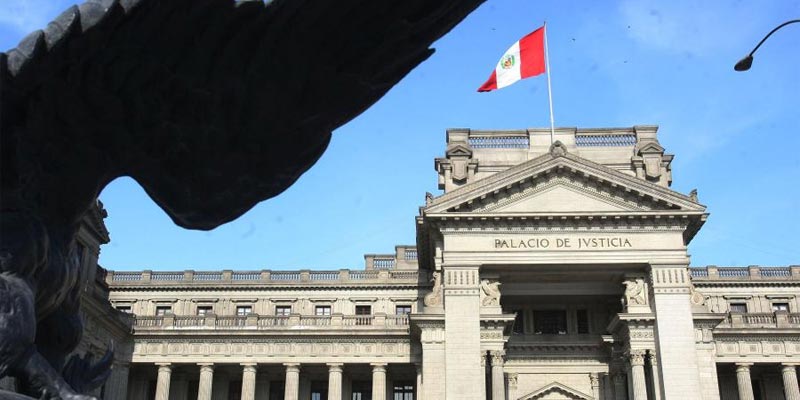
[543,21,556,145]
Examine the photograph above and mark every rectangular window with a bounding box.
[236,306,252,316]
[116,306,132,314]
[512,310,524,334]
[355,305,372,315]
[772,303,790,312]
[534,310,567,334]
[315,306,331,316]
[155,306,171,316]
[275,305,291,316]
[576,309,590,334]
[396,305,412,315]
[393,383,414,400]
[729,303,748,313]
[196,306,212,316]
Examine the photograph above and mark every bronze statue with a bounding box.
[0,0,483,398]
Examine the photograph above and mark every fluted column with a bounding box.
[589,373,600,400]
[371,363,387,400]
[613,373,627,400]
[736,363,754,400]
[327,363,344,400]
[629,351,648,400]
[284,363,301,400]
[241,363,257,400]
[490,351,506,400]
[648,352,662,400]
[198,363,214,400]
[154,363,172,400]
[782,364,800,400]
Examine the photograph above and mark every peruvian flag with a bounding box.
[478,26,546,92]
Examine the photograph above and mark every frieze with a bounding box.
[134,339,414,358]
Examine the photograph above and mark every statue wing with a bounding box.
[1,0,483,229]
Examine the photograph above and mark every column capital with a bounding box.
[370,363,388,372]
[327,363,344,372]
[490,350,505,366]
[628,350,646,366]
[284,363,301,372]
[736,363,753,372]
[155,362,172,367]
[241,363,258,372]
[647,352,658,366]
[782,363,800,368]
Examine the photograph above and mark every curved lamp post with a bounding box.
[734,19,800,71]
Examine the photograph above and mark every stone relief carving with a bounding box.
[689,287,706,306]
[623,277,648,307]
[506,373,518,389]
[480,279,502,306]
[423,272,443,307]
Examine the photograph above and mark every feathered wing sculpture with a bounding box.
[0,0,484,398]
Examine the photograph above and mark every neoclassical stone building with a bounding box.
[95,126,798,400]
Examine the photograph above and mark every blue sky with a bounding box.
[2,1,798,271]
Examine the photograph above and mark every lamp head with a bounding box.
[734,55,753,71]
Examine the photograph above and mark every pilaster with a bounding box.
[628,350,648,400]
[650,264,703,400]
[443,265,483,400]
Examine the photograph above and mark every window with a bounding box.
[396,305,412,315]
[236,306,252,316]
[196,306,212,316]
[512,310,524,334]
[356,305,372,315]
[315,306,331,316]
[155,306,171,316]
[729,303,748,313]
[576,309,590,334]
[533,310,567,334]
[772,303,790,312]
[393,383,414,400]
[116,306,132,314]
[275,305,291,316]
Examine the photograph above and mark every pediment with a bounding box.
[425,150,705,215]
[446,144,473,157]
[637,142,664,154]
[518,382,593,400]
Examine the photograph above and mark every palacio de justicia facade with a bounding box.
[41,126,799,400]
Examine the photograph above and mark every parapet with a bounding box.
[435,126,674,192]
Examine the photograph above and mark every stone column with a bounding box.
[197,363,214,400]
[414,362,423,400]
[490,351,506,400]
[240,363,257,400]
[648,352,662,400]
[328,363,344,400]
[444,265,484,400]
[284,363,301,400]
[154,363,172,400]
[782,364,800,400]
[613,373,627,400]
[371,363,387,400]
[650,265,703,400]
[629,351,648,400]
[589,373,601,400]
[736,363,754,400]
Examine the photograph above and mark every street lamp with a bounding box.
[734,19,800,71]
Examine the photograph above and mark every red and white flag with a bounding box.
[478,26,546,92]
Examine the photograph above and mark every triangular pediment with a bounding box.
[425,149,705,215]
[518,382,594,400]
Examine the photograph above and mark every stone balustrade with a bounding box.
[132,313,410,332]
[690,266,800,281]
[108,269,421,286]
[722,312,800,329]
